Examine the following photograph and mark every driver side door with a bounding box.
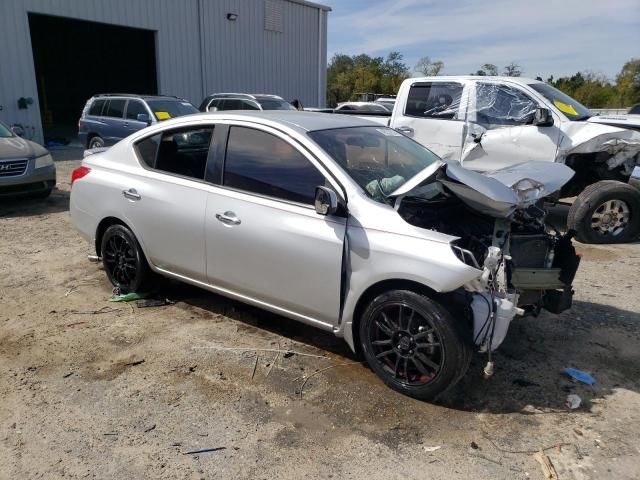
[204,125,346,327]
[461,81,562,171]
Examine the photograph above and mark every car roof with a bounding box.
[206,93,285,101]
[185,111,382,133]
[92,94,188,101]
[408,75,541,86]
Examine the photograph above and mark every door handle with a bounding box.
[122,188,141,200]
[395,126,414,137]
[216,211,241,225]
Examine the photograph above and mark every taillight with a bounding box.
[71,166,91,187]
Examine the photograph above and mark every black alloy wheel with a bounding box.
[360,290,471,401]
[101,224,151,293]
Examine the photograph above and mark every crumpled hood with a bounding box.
[441,161,574,217]
[391,160,575,218]
[559,120,640,171]
[0,135,48,160]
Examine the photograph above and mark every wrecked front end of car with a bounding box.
[391,160,581,359]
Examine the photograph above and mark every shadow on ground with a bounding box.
[0,188,69,218]
[160,278,640,414]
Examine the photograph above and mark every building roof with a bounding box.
[287,0,331,11]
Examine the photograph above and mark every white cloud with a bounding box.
[323,0,640,79]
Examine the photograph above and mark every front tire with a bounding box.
[101,224,152,293]
[359,290,471,401]
[568,180,640,244]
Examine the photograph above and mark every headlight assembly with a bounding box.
[35,153,54,169]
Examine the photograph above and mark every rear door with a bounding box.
[460,81,562,171]
[204,124,346,326]
[391,81,468,160]
[124,124,215,281]
[102,99,128,145]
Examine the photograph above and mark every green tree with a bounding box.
[482,63,498,76]
[326,52,409,106]
[616,58,640,107]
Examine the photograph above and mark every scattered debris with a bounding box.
[124,359,145,367]
[470,441,479,450]
[564,367,596,385]
[69,306,121,315]
[297,362,364,397]
[109,292,149,303]
[266,341,281,377]
[566,394,582,410]
[251,355,259,380]
[62,372,74,378]
[144,424,156,433]
[192,345,328,359]
[183,447,226,455]
[136,297,175,308]
[64,286,78,297]
[423,446,441,452]
[512,378,540,387]
[64,321,86,328]
[103,432,118,436]
[87,255,101,262]
[573,428,583,436]
[483,433,572,455]
[534,449,558,479]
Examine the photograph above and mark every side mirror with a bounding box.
[533,107,554,127]
[10,125,25,137]
[314,186,338,216]
[137,113,151,125]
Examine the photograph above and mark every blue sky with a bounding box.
[320,0,640,80]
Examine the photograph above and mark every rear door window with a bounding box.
[89,99,106,116]
[221,99,260,111]
[135,127,214,180]
[223,126,325,204]
[105,99,126,118]
[126,100,148,120]
[405,82,463,119]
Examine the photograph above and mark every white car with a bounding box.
[70,111,580,400]
[389,76,640,243]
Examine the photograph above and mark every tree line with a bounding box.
[327,53,640,110]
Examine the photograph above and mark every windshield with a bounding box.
[258,99,297,110]
[308,126,441,201]
[0,121,12,138]
[529,83,593,121]
[146,99,199,121]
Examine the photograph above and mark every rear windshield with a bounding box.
[258,99,296,110]
[529,83,593,121]
[146,99,199,121]
[0,121,12,138]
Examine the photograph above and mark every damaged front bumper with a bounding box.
[460,224,580,353]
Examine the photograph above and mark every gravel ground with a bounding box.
[1,148,639,479]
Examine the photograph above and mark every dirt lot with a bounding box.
[1,149,640,479]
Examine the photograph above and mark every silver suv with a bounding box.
[69,112,580,400]
[198,93,296,112]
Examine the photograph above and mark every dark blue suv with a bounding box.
[78,94,199,149]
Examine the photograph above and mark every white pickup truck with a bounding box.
[384,76,640,244]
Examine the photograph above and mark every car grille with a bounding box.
[0,159,28,177]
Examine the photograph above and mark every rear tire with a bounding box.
[101,224,152,294]
[568,180,640,244]
[359,290,472,401]
[88,136,105,149]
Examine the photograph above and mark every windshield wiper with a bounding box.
[574,115,592,121]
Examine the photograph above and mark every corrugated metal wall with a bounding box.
[0,0,328,144]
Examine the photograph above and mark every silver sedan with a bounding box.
[70,112,580,400]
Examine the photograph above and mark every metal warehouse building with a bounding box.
[0,0,329,144]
